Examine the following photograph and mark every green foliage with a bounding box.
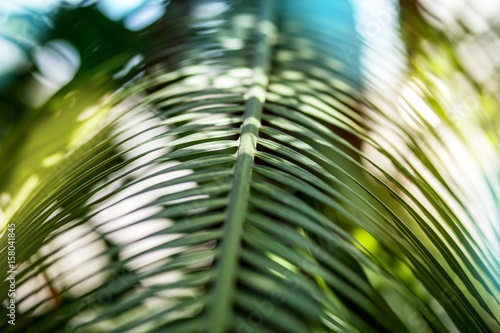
[1,0,500,332]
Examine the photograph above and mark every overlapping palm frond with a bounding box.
[1,0,500,332]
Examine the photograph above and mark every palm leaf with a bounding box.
[1,0,500,332]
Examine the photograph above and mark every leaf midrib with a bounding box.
[208,1,277,332]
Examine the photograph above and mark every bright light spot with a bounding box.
[281,70,304,81]
[125,2,165,30]
[245,85,265,102]
[268,253,297,272]
[69,106,108,149]
[400,80,441,128]
[184,75,209,87]
[352,228,379,253]
[214,76,238,88]
[352,0,405,90]
[34,39,80,85]
[113,54,144,79]
[418,0,457,26]
[0,38,29,75]
[191,19,224,29]
[221,37,243,50]
[419,0,500,26]
[78,105,99,121]
[181,64,209,76]
[42,152,64,167]
[269,83,295,96]
[0,193,11,225]
[232,13,254,28]
[473,0,500,21]
[228,68,252,78]
[97,0,147,21]
[192,1,228,19]
[2,175,39,225]
[39,223,109,298]
[0,0,59,14]
[28,39,80,106]
[0,193,11,207]
[259,20,276,38]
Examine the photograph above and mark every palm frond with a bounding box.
[1,0,500,332]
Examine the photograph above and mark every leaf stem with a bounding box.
[208,1,276,332]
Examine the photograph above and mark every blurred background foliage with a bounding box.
[0,0,158,194]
